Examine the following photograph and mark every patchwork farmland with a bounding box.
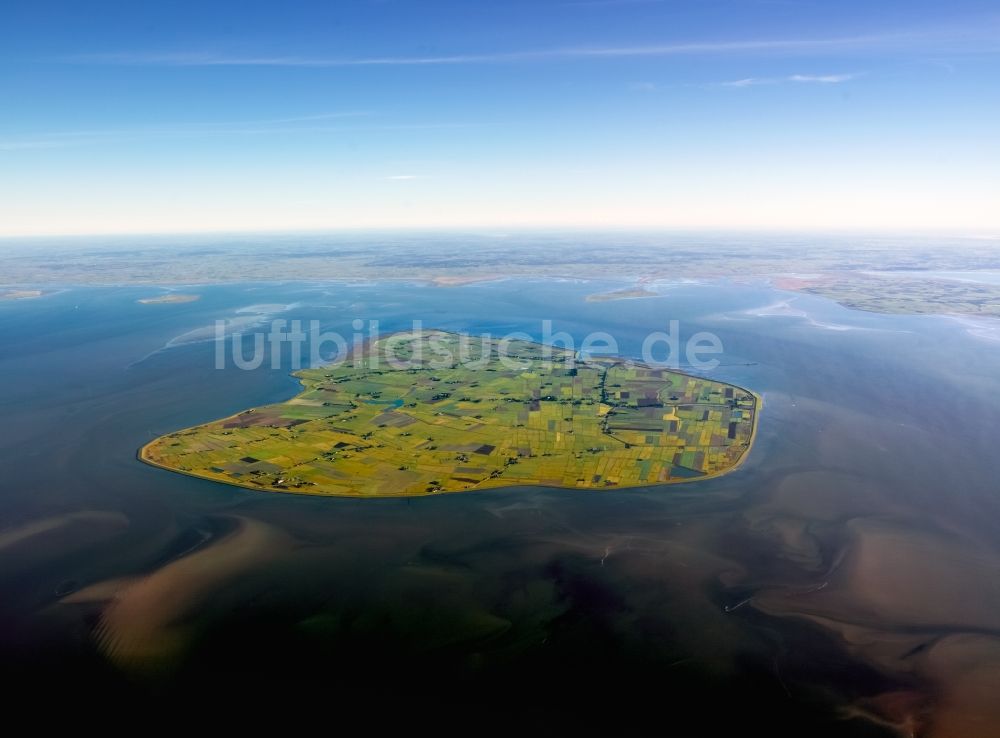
[141,331,759,496]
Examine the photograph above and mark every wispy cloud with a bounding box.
[63,41,854,66]
[61,21,1000,68]
[720,77,775,88]
[560,0,668,7]
[2,110,370,140]
[0,140,72,151]
[0,113,466,152]
[721,72,863,87]
[788,73,860,83]
[224,111,372,125]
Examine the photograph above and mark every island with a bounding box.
[774,273,1000,318]
[0,289,44,300]
[586,286,659,302]
[140,330,760,496]
[137,293,201,304]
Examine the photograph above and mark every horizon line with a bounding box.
[3,224,997,240]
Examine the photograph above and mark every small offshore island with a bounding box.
[137,293,201,304]
[141,331,759,497]
[0,289,45,301]
[585,286,660,302]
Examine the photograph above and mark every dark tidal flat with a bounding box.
[2,278,1000,734]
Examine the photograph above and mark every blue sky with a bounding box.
[2,0,999,235]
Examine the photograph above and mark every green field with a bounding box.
[141,331,760,496]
